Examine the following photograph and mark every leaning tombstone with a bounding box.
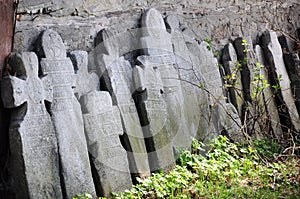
[70,50,133,196]
[133,55,175,172]
[261,31,300,133]
[80,91,132,197]
[140,8,191,152]
[1,52,63,199]
[165,15,209,142]
[36,29,96,198]
[94,29,150,177]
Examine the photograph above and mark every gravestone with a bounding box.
[165,15,209,141]
[94,29,150,177]
[70,50,132,196]
[140,8,191,151]
[1,52,63,199]
[261,31,300,133]
[222,43,243,116]
[37,29,96,198]
[187,39,242,142]
[80,91,132,197]
[69,50,99,99]
[133,55,175,172]
[254,45,283,138]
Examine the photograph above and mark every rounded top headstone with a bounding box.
[69,50,88,72]
[95,29,119,57]
[142,8,166,37]
[41,29,66,59]
[165,15,180,32]
[10,52,39,78]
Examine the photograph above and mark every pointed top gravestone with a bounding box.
[1,52,63,199]
[37,29,96,199]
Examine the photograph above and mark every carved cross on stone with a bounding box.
[37,29,96,199]
[95,29,150,176]
[69,50,99,99]
[1,52,63,199]
[133,55,175,172]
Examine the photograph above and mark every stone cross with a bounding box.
[133,55,175,172]
[95,29,150,176]
[140,8,191,153]
[37,29,96,198]
[69,50,99,99]
[80,91,132,197]
[1,52,63,199]
[70,50,132,196]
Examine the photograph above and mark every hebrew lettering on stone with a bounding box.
[37,29,96,199]
[1,52,63,199]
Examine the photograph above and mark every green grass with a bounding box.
[112,136,300,199]
[74,136,300,199]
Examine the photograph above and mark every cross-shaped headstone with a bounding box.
[95,29,150,176]
[37,29,96,199]
[1,52,63,199]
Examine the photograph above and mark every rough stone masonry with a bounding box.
[0,0,300,198]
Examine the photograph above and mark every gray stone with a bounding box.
[222,43,243,116]
[80,91,132,197]
[187,39,242,142]
[70,50,132,196]
[133,55,175,171]
[94,29,150,176]
[1,52,63,199]
[254,45,283,138]
[140,8,191,152]
[261,31,300,132]
[69,50,99,99]
[37,29,96,198]
[165,15,209,141]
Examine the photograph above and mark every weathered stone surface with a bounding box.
[254,45,283,138]
[1,52,62,199]
[70,50,132,196]
[187,39,242,141]
[222,43,243,116]
[69,50,99,99]
[278,35,300,117]
[37,29,96,198]
[94,29,150,176]
[80,91,132,197]
[165,15,209,141]
[140,8,191,151]
[261,31,300,133]
[133,55,175,171]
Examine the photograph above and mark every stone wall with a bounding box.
[1,0,300,198]
[14,0,300,52]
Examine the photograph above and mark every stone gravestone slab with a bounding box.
[254,45,283,138]
[70,50,132,196]
[165,15,209,141]
[222,43,244,116]
[94,29,150,177]
[133,55,175,172]
[1,52,63,199]
[80,92,132,196]
[37,29,96,198]
[186,39,242,142]
[69,50,99,99]
[261,31,300,133]
[140,8,191,151]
